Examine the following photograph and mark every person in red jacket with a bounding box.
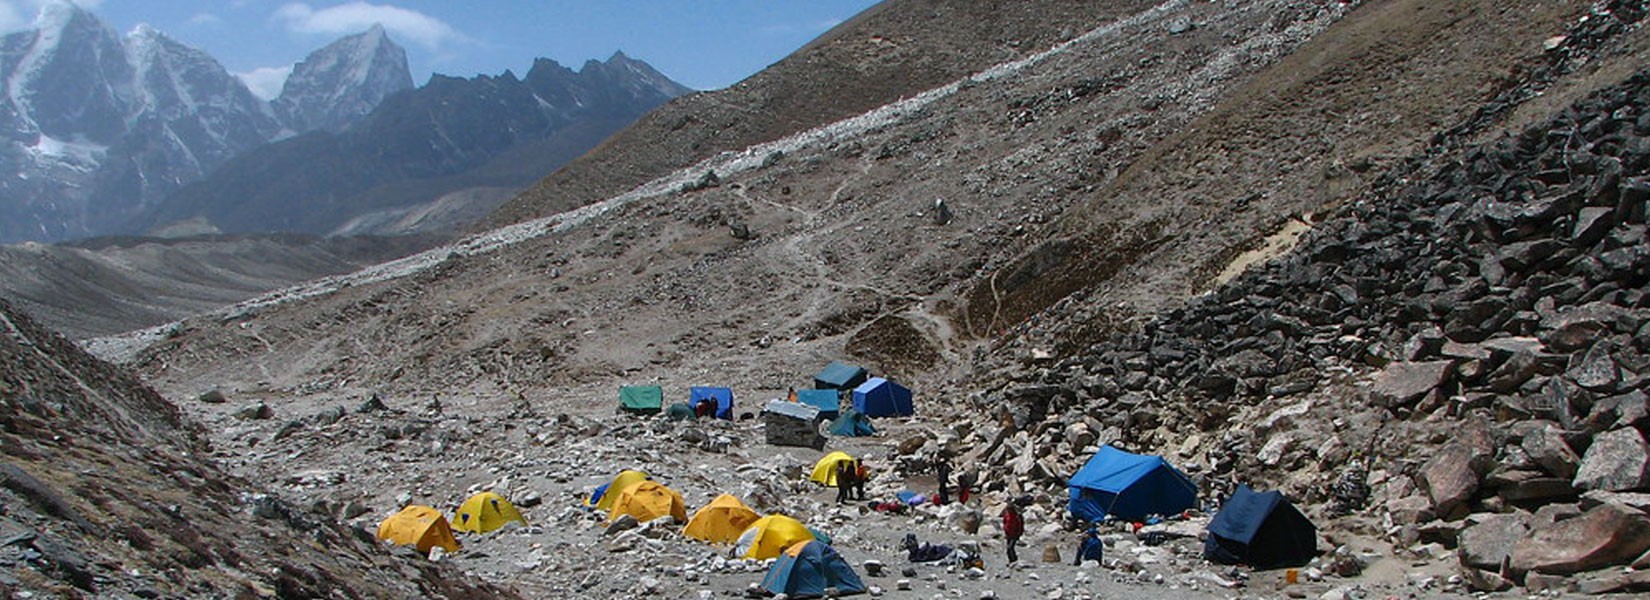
[1001,503,1025,564]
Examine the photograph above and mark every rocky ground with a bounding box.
[10,0,1650,598]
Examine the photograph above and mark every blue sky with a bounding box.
[0,0,881,97]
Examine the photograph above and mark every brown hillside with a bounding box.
[483,0,1152,228]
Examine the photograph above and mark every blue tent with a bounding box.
[1067,445,1197,522]
[797,389,841,419]
[1204,485,1317,569]
[828,408,876,437]
[851,377,913,418]
[814,361,869,391]
[760,540,866,598]
[690,386,734,420]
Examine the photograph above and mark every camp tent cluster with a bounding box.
[1065,445,1319,569]
[376,491,528,554]
[618,361,916,425]
[583,470,865,597]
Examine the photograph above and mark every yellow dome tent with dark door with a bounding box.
[453,491,526,534]
[734,514,816,560]
[376,505,460,553]
[809,451,855,487]
[588,469,649,512]
[607,480,688,523]
[684,494,761,544]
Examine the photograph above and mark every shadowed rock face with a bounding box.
[0,297,521,598]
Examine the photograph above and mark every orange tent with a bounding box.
[684,494,761,544]
[608,480,688,524]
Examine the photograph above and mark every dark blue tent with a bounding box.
[690,386,734,420]
[1204,485,1317,569]
[851,377,913,418]
[797,389,841,420]
[760,540,866,598]
[1067,445,1197,522]
[814,361,869,391]
[827,408,876,437]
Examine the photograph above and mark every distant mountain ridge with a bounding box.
[0,2,410,244]
[0,2,689,243]
[135,51,691,237]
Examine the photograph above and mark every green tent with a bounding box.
[665,402,696,421]
[620,385,664,415]
[828,408,876,437]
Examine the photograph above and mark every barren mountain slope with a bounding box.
[71,0,1650,597]
[116,0,1375,406]
[0,233,441,339]
[483,0,1154,228]
[0,297,519,598]
[965,0,1629,350]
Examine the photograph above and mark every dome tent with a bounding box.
[684,494,761,544]
[736,514,815,560]
[453,491,526,534]
[377,505,460,554]
[760,540,866,598]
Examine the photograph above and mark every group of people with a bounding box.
[834,457,868,504]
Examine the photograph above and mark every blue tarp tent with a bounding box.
[814,361,869,391]
[760,540,866,598]
[690,386,735,420]
[1067,445,1197,522]
[1204,485,1317,569]
[828,408,876,437]
[851,377,913,418]
[797,389,841,419]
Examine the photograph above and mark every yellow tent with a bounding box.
[684,494,761,544]
[735,514,815,560]
[608,480,688,524]
[809,451,855,486]
[376,505,460,553]
[590,470,650,512]
[453,491,527,534]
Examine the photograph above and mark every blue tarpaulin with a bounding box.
[1204,484,1317,569]
[689,386,734,420]
[851,377,913,417]
[814,361,869,391]
[1067,445,1197,522]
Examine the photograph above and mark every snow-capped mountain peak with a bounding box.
[272,24,413,133]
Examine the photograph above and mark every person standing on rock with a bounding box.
[935,459,952,505]
[1001,503,1024,565]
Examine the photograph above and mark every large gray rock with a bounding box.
[1510,502,1650,575]
[1420,443,1486,520]
[1520,424,1581,479]
[1458,513,1529,570]
[1369,360,1454,408]
[1574,428,1650,492]
[1569,342,1622,391]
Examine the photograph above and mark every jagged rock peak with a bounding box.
[273,23,413,133]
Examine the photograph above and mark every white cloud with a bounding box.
[274,2,465,50]
[185,12,224,28]
[237,65,293,100]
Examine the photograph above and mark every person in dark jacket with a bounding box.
[1001,504,1025,564]
[957,470,976,504]
[835,460,855,504]
[935,460,952,505]
[1073,528,1104,565]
